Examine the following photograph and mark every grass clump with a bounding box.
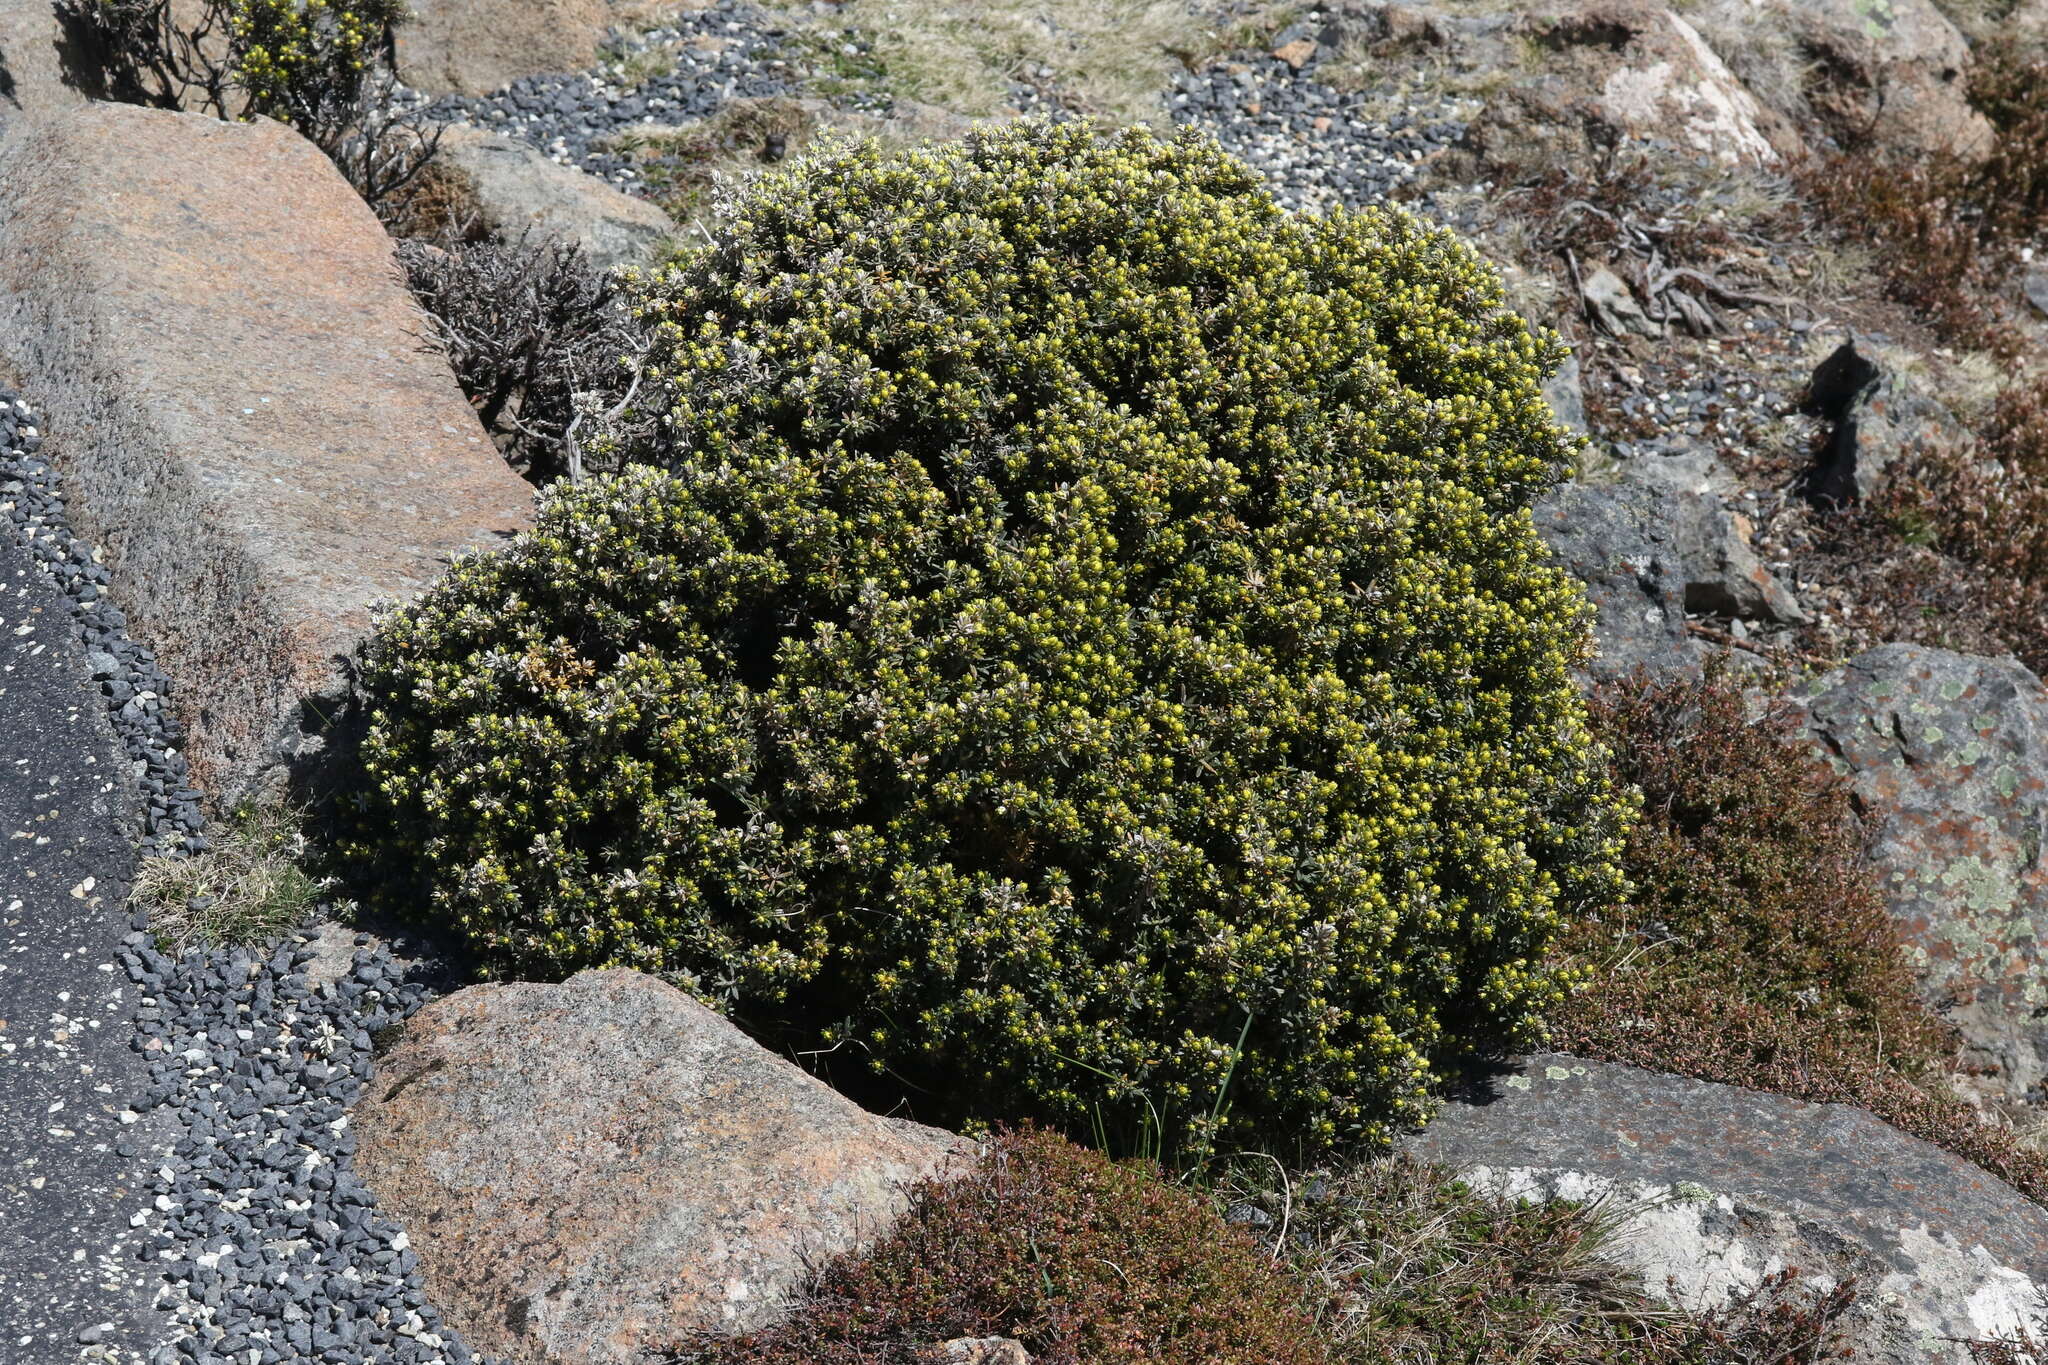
[1237,1154,1856,1364]
[349,117,1627,1155]
[1556,666,2048,1204]
[600,97,825,233]
[135,800,326,954]
[1858,373,2048,676]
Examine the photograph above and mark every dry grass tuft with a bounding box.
[672,1126,1857,1365]
[600,96,826,232]
[136,801,329,954]
[671,1127,1338,1365]
[1801,37,2048,358]
[1218,1152,1857,1363]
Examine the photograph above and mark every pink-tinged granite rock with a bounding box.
[352,969,974,1364]
[0,103,533,801]
[0,0,92,120]
[395,0,613,97]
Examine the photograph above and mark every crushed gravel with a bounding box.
[1161,17,1473,216]
[0,397,205,861]
[118,928,487,1365]
[402,1,1472,218]
[401,0,799,188]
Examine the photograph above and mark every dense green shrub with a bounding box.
[671,1128,1338,1365]
[351,118,1627,1151]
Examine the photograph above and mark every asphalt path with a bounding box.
[0,529,163,1364]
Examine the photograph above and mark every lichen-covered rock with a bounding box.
[351,969,973,1364]
[1768,0,1993,160]
[1402,1053,2048,1364]
[1588,5,1802,166]
[1788,645,2048,1101]
[1460,2,1804,175]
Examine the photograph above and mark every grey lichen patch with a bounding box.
[1997,764,2022,800]
[1933,854,2021,917]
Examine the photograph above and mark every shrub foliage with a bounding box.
[70,0,398,120]
[1802,37,2048,358]
[351,119,1626,1151]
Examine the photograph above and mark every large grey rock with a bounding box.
[0,103,533,803]
[352,969,974,1365]
[1588,5,1801,166]
[1801,339,1964,508]
[436,124,676,270]
[1535,465,1801,678]
[1403,1054,2048,1363]
[1788,645,2048,1100]
[1456,1,1804,176]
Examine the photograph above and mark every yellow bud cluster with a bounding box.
[225,0,403,126]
